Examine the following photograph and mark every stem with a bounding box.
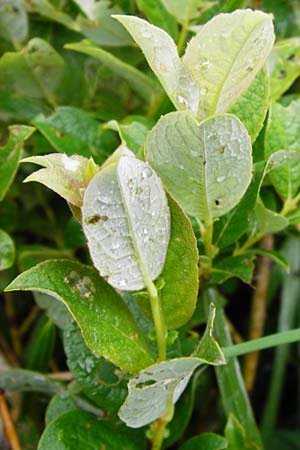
[281,191,300,216]
[223,327,300,358]
[177,22,189,55]
[147,279,167,361]
[151,403,174,450]
[0,389,22,450]
[203,219,214,258]
[243,235,273,391]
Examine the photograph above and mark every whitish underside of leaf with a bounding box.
[114,15,200,116]
[183,9,275,118]
[119,304,225,428]
[82,153,170,291]
[146,112,252,221]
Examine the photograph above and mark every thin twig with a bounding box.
[0,335,19,366]
[226,318,244,344]
[0,389,22,450]
[48,372,73,381]
[243,234,274,391]
[4,293,22,356]
[17,305,40,337]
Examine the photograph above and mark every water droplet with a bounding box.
[143,227,148,235]
[177,95,188,108]
[199,87,207,95]
[142,167,153,179]
[216,175,225,183]
[141,28,152,38]
[119,279,127,288]
[191,150,198,157]
[197,58,210,71]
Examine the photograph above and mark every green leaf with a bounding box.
[38,409,142,450]
[65,40,160,102]
[22,153,98,207]
[0,125,35,201]
[211,254,255,285]
[179,432,228,450]
[0,0,28,44]
[74,0,133,46]
[252,202,288,234]
[182,9,274,119]
[159,196,199,329]
[268,38,300,100]
[0,369,62,395]
[213,163,265,249]
[161,0,213,24]
[225,415,256,450]
[5,260,154,373]
[247,248,289,272]
[34,293,70,330]
[82,152,170,291]
[265,100,300,198]
[32,107,110,161]
[229,69,270,143]
[146,112,252,221]
[136,0,178,40]
[114,15,200,116]
[119,304,225,427]
[0,229,15,271]
[0,38,64,103]
[27,0,76,30]
[63,321,127,413]
[45,392,77,426]
[106,118,150,156]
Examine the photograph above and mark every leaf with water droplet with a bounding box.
[22,153,98,207]
[119,304,225,428]
[265,99,300,198]
[182,9,274,119]
[82,152,170,291]
[113,15,200,116]
[5,260,154,372]
[268,37,300,101]
[146,112,252,222]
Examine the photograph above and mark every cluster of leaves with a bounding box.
[1,1,300,449]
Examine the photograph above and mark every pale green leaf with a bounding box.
[82,152,170,291]
[268,37,300,100]
[252,202,288,235]
[27,0,77,30]
[114,15,200,116]
[161,0,214,24]
[136,0,178,40]
[229,68,270,143]
[265,100,300,198]
[65,40,160,102]
[0,229,15,271]
[146,112,252,221]
[119,304,225,427]
[183,9,274,118]
[5,260,154,373]
[75,1,133,46]
[22,153,98,207]
[0,0,28,44]
[0,125,35,201]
